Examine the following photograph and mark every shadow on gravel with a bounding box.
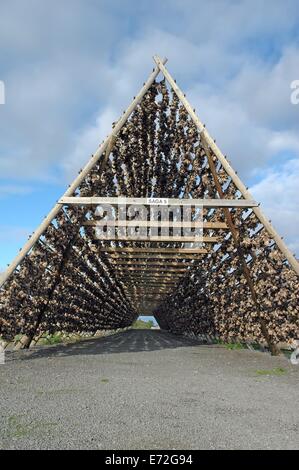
[6,330,205,362]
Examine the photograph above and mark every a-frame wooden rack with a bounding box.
[1,56,297,289]
[0,55,298,354]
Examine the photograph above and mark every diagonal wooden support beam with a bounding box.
[153,54,299,275]
[18,230,82,349]
[0,58,167,288]
[99,134,117,171]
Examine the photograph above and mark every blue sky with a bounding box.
[1,0,299,275]
[139,316,158,326]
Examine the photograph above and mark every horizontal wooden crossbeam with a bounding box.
[112,261,198,267]
[117,269,187,277]
[126,288,176,293]
[115,267,189,272]
[126,292,172,295]
[99,247,208,254]
[59,196,257,208]
[125,285,172,289]
[124,283,177,287]
[84,220,228,229]
[127,299,165,302]
[125,292,173,296]
[121,278,183,283]
[109,254,206,260]
[127,294,171,297]
[127,299,166,302]
[120,277,184,281]
[126,289,168,293]
[95,236,218,243]
[124,279,177,282]
[130,296,166,299]
[121,280,183,285]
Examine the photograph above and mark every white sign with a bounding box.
[147,197,169,205]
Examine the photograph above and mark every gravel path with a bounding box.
[0,329,298,450]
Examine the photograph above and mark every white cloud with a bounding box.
[185,44,299,179]
[0,1,298,182]
[61,25,299,185]
[0,184,33,199]
[62,107,117,180]
[250,159,299,256]
[0,0,298,255]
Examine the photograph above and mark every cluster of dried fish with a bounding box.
[154,193,299,346]
[0,78,298,350]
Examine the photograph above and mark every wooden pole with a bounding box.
[14,335,31,350]
[29,331,44,347]
[99,134,117,171]
[0,58,167,288]
[0,339,8,352]
[153,55,299,275]
[26,232,80,348]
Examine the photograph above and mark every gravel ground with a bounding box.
[0,329,298,450]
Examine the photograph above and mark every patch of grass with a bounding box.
[255,367,287,376]
[35,388,81,396]
[251,343,262,351]
[282,350,292,359]
[13,334,23,343]
[100,378,109,384]
[216,339,245,350]
[39,333,63,345]
[132,319,153,329]
[7,415,29,438]
[5,415,57,439]
[224,342,244,350]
